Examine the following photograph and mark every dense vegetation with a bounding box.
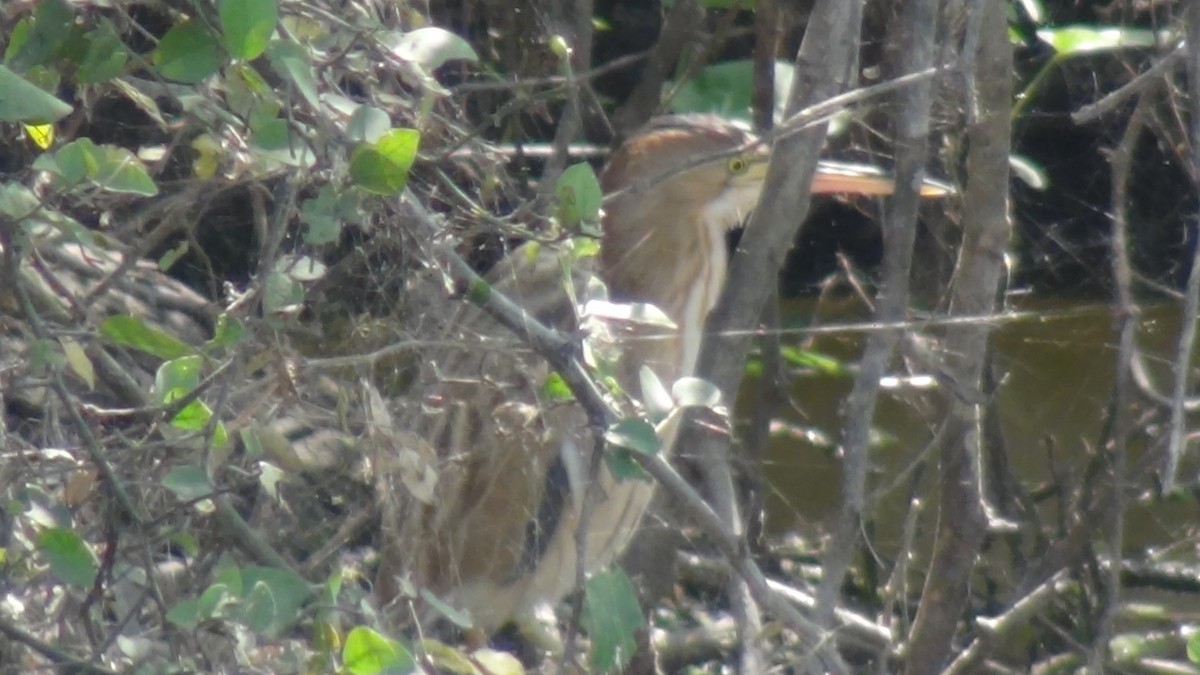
[2,0,1200,673]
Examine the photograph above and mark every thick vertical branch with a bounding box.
[680,0,864,670]
[752,0,779,132]
[1163,1,1200,490]
[815,0,939,629]
[903,2,1011,672]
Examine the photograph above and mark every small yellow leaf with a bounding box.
[60,338,95,390]
[191,133,220,178]
[24,123,54,149]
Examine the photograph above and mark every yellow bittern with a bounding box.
[375,114,946,635]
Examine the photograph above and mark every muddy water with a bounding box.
[760,296,1198,552]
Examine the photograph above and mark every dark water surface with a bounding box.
[760,296,1199,555]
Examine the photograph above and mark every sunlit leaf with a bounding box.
[384,27,478,71]
[343,626,416,675]
[1037,25,1157,56]
[59,338,94,390]
[542,372,575,403]
[671,376,721,408]
[638,366,674,417]
[584,300,675,328]
[158,241,189,271]
[780,346,848,375]
[101,315,193,359]
[220,0,278,60]
[24,123,54,149]
[155,355,202,401]
[349,128,421,195]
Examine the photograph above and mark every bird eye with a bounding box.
[727,156,748,174]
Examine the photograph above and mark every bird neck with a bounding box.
[601,202,728,384]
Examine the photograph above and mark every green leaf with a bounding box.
[300,186,344,246]
[349,128,420,196]
[1188,629,1200,664]
[605,419,660,457]
[166,597,202,628]
[155,355,202,401]
[162,465,214,501]
[48,138,158,195]
[30,338,66,373]
[205,313,245,351]
[466,277,491,306]
[0,65,72,123]
[1037,25,1158,56]
[240,580,278,633]
[384,27,478,71]
[670,59,794,123]
[4,0,72,71]
[169,398,217,435]
[158,241,189,271]
[52,137,101,183]
[343,626,416,675]
[583,569,643,673]
[197,582,235,618]
[266,40,320,110]
[94,145,158,195]
[420,639,479,673]
[38,527,98,588]
[780,346,847,375]
[555,162,603,230]
[154,20,224,84]
[220,0,278,60]
[239,566,311,635]
[604,417,662,480]
[100,315,193,359]
[263,269,305,315]
[541,372,575,403]
[77,21,128,83]
[346,105,392,144]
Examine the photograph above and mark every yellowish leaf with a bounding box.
[24,123,54,149]
[60,338,95,390]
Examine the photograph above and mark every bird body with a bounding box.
[375,114,949,635]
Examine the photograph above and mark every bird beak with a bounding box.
[812,160,954,197]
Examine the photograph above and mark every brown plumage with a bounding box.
[374,114,948,634]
